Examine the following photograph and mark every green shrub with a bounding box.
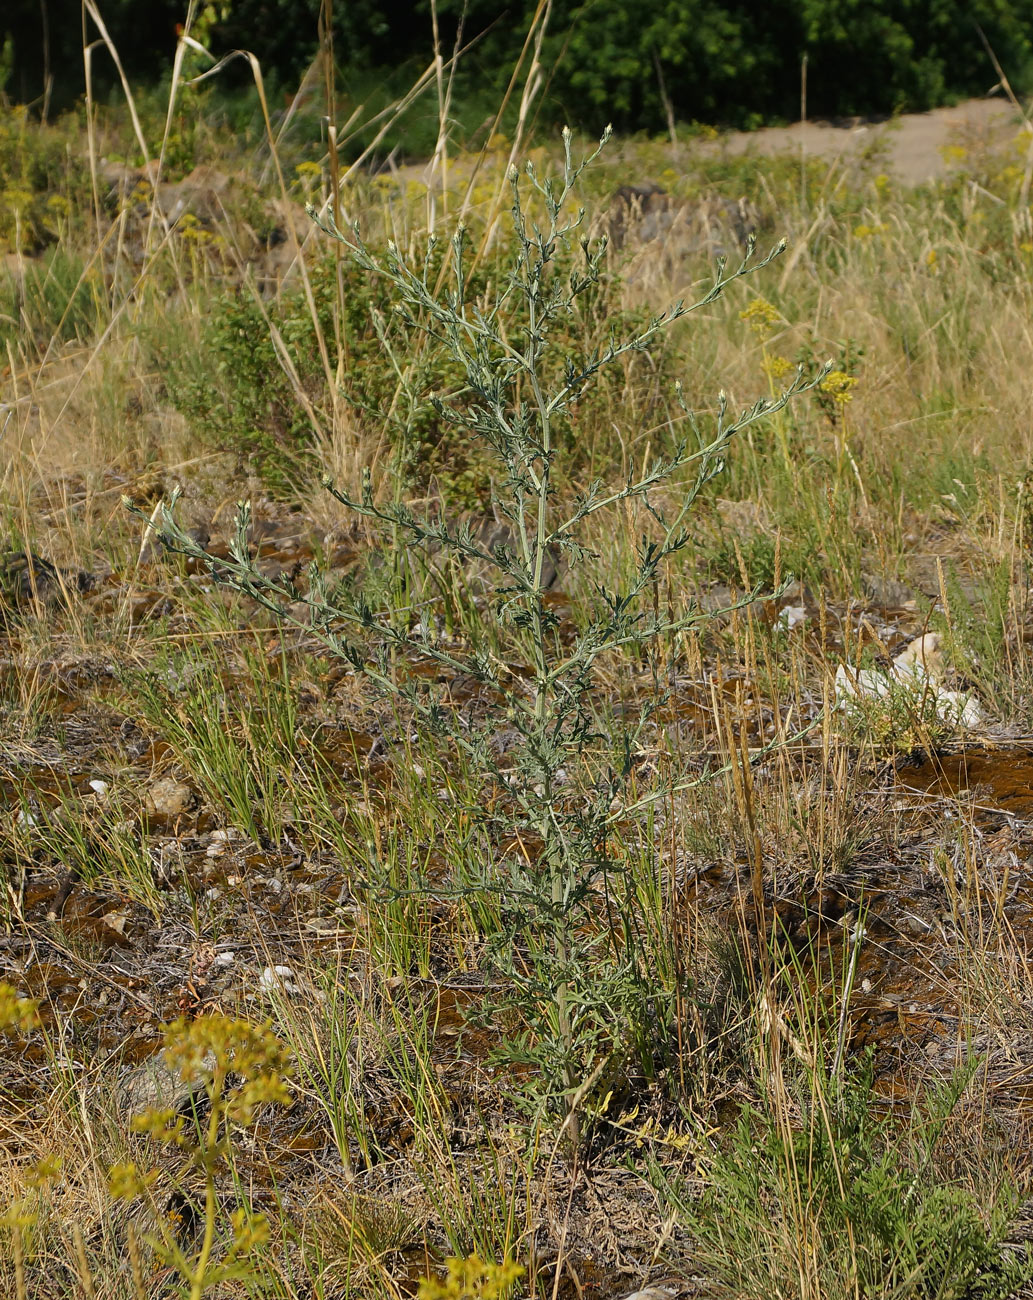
[687,1054,1030,1300]
[8,1,1033,134]
[0,247,108,347]
[165,236,673,500]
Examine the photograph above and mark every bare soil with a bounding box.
[699,96,1020,184]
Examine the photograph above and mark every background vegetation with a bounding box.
[4,0,1033,134]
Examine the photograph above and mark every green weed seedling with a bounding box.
[140,128,827,1146]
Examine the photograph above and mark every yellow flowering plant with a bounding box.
[419,1254,525,1300]
[0,981,39,1034]
[108,1013,292,1300]
[819,370,858,407]
[739,295,781,337]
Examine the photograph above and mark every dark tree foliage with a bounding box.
[3,0,184,108]
[538,0,1032,128]
[4,0,1031,129]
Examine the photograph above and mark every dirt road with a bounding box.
[703,95,1022,183]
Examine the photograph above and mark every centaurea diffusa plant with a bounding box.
[138,128,828,1145]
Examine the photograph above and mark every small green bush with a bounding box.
[0,247,108,347]
[166,238,673,500]
[688,1054,1030,1300]
[0,105,91,252]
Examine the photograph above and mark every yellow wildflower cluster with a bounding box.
[162,1012,293,1120]
[118,178,154,216]
[0,981,39,1033]
[107,1013,291,1298]
[293,160,323,197]
[176,212,217,247]
[999,163,1022,188]
[25,1156,63,1188]
[469,179,498,208]
[2,187,32,216]
[228,1207,271,1253]
[739,296,781,336]
[0,1152,62,1245]
[853,222,888,240]
[819,370,859,406]
[419,1255,525,1300]
[107,1160,160,1201]
[762,353,795,382]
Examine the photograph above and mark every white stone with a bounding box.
[835,632,984,730]
[259,965,298,994]
[778,603,808,630]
